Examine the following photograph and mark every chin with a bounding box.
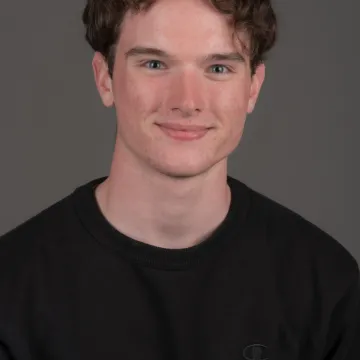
[148,156,221,179]
[159,169,207,179]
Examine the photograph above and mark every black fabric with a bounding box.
[0,175,359,360]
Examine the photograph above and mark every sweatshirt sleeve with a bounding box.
[0,344,11,360]
[322,264,360,360]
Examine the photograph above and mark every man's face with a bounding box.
[94,0,265,178]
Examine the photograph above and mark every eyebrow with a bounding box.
[124,46,245,63]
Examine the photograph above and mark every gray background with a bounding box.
[0,0,359,262]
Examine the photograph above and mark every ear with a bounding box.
[92,52,114,108]
[247,63,266,114]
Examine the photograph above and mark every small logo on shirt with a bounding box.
[243,344,268,360]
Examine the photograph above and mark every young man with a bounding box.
[0,0,359,359]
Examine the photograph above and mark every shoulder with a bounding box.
[0,193,79,336]
[0,194,74,277]
[235,179,359,295]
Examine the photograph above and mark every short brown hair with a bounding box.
[82,0,277,77]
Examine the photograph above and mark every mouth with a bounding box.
[156,123,212,131]
[156,123,212,141]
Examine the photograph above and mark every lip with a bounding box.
[156,123,211,141]
[156,123,211,131]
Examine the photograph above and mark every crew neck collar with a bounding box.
[72,175,251,270]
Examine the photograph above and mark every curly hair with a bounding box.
[82,0,277,77]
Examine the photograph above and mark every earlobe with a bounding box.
[92,52,114,108]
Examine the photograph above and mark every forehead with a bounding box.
[119,0,249,57]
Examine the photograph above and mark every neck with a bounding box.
[95,143,232,249]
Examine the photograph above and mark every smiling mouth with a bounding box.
[156,123,212,131]
[156,124,211,141]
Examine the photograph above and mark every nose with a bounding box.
[166,69,205,117]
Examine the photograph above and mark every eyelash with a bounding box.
[140,60,234,74]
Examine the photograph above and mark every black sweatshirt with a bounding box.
[0,176,359,360]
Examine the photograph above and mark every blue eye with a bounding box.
[210,64,232,74]
[143,60,165,70]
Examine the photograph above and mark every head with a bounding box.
[82,0,277,179]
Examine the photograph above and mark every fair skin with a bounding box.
[92,0,265,249]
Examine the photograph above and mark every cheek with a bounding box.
[212,86,250,125]
[209,86,250,152]
[114,74,160,124]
